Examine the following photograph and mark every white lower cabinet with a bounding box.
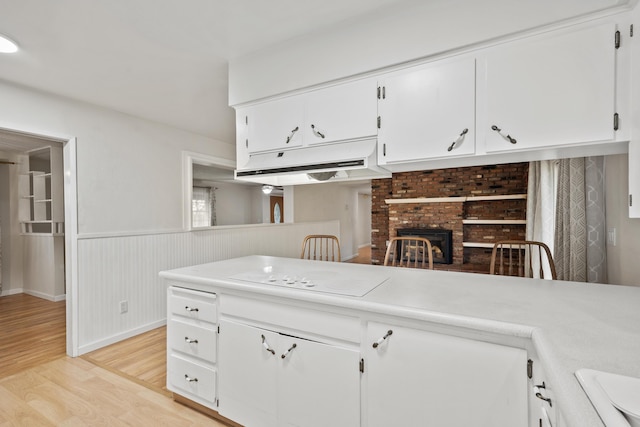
[528,358,558,427]
[365,321,529,427]
[218,319,361,427]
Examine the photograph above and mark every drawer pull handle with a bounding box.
[184,374,198,383]
[535,392,552,407]
[281,343,297,359]
[184,337,198,344]
[184,306,199,313]
[373,330,393,348]
[261,334,275,355]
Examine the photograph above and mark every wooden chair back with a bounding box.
[490,240,557,280]
[300,235,341,262]
[384,237,434,269]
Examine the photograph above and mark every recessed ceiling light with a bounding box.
[0,33,19,53]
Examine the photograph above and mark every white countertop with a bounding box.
[160,255,640,427]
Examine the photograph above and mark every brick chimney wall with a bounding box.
[371,163,529,271]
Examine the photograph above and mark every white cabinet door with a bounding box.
[218,319,360,427]
[630,7,640,218]
[246,94,305,153]
[303,78,378,145]
[279,336,360,427]
[366,322,528,427]
[378,57,476,164]
[479,22,616,153]
[218,320,278,427]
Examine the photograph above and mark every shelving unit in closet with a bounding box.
[18,146,64,235]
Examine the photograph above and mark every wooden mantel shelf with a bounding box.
[385,194,527,205]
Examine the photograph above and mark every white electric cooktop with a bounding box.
[230,263,389,297]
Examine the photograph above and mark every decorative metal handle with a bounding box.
[184,374,198,383]
[535,392,552,407]
[310,124,325,139]
[184,306,199,312]
[447,128,469,152]
[491,125,517,144]
[261,334,276,355]
[372,330,393,348]
[285,126,299,144]
[281,343,297,359]
[184,337,198,344]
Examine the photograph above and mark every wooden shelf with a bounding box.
[385,194,527,205]
[462,219,527,225]
[462,242,497,248]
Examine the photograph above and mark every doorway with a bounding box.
[270,195,284,223]
[0,127,77,357]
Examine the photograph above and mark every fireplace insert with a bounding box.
[396,228,453,264]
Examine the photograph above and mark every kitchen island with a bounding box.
[159,255,640,427]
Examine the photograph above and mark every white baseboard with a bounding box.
[23,289,66,302]
[77,319,167,356]
[0,288,24,297]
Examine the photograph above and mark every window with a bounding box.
[192,186,216,227]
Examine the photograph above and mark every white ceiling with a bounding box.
[0,0,411,146]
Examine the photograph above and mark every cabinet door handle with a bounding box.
[184,374,198,383]
[285,126,299,144]
[184,306,199,313]
[184,337,198,344]
[491,125,517,144]
[447,128,469,152]
[535,392,552,407]
[281,343,297,359]
[310,124,326,139]
[261,334,276,355]
[372,329,393,348]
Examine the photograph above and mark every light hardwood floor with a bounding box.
[0,294,227,426]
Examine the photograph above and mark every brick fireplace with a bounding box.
[371,163,529,273]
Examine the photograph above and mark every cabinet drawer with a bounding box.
[168,318,217,362]
[168,286,217,324]
[168,354,217,405]
[219,294,360,343]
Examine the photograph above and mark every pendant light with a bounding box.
[0,33,18,53]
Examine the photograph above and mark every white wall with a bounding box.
[229,0,628,105]
[0,81,234,236]
[293,182,371,260]
[356,193,372,248]
[194,180,265,226]
[0,151,24,296]
[605,154,640,286]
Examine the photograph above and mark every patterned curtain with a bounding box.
[554,157,607,282]
[210,187,217,226]
[584,157,607,283]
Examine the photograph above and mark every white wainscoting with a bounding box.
[76,221,340,354]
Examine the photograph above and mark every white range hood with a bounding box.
[234,138,391,186]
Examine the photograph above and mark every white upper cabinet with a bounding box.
[303,78,378,145]
[378,57,476,164]
[239,77,378,156]
[478,21,618,153]
[244,94,305,154]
